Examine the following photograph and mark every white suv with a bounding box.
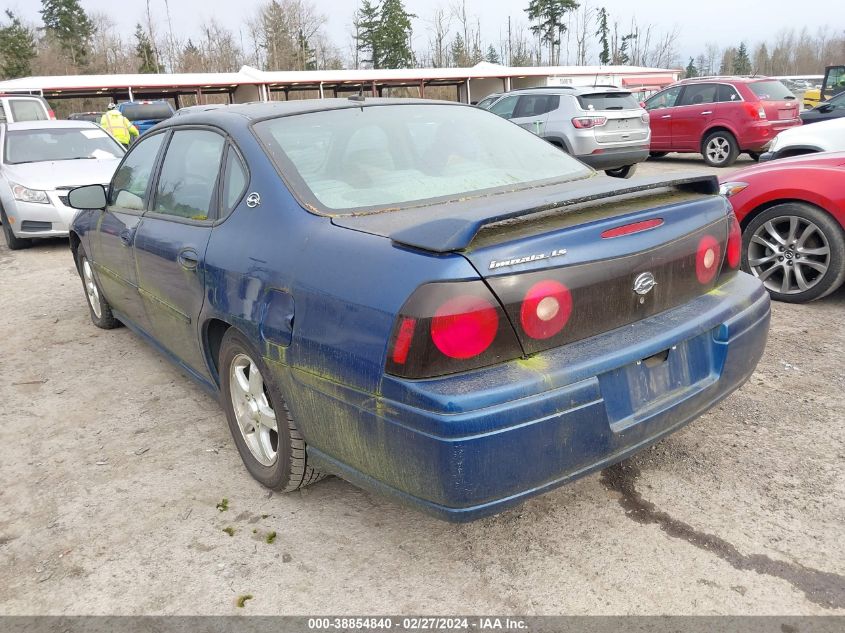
[0,94,54,123]
[479,86,651,178]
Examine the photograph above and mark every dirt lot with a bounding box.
[0,155,843,615]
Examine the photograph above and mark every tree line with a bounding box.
[0,0,842,83]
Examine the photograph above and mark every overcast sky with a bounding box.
[14,0,845,68]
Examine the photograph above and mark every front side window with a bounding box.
[514,95,558,117]
[5,127,124,165]
[489,95,519,119]
[254,104,592,214]
[109,132,165,211]
[153,129,225,220]
[645,86,682,110]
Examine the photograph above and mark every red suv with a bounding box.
[644,77,801,167]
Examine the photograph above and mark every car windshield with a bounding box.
[577,92,640,110]
[4,128,124,164]
[748,80,795,101]
[121,103,173,121]
[254,104,592,215]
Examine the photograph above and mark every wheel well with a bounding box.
[738,199,832,232]
[69,232,81,270]
[701,126,736,150]
[205,319,232,383]
[778,148,817,159]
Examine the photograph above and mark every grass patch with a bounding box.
[222,527,235,537]
[236,594,253,608]
[216,498,229,512]
[265,531,277,544]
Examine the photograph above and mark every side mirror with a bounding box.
[817,103,834,113]
[67,184,107,210]
[639,101,646,109]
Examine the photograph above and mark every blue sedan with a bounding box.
[67,99,771,521]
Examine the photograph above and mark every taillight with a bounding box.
[696,235,721,284]
[572,116,607,129]
[386,281,521,379]
[520,280,572,340]
[726,211,741,269]
[430,295,499,359]
[48,109,56,120]
[641,112,650,123]
[744,102,767,120]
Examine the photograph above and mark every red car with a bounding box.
[719,152,845,302]
[645,77,802,167]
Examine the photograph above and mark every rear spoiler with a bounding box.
[331,174,719,253]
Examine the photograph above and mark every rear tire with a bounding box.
[1,209,32,250]
[605,164,637,179]
[742,202,845,303]
[76,247,119,329]
[702,130,739,167]
[219,329,325,492]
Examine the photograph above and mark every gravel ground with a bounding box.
[0,154,843,615]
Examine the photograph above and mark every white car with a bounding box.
[0,94,53,122]
[0,121,125,249]
[761,117,845,161]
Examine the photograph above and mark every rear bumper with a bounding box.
[576,146,650,170]
[288,273,770,521]
[738,119,801,151]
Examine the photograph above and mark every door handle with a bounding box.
[177,249,199,270]
[700,111,713,115]
[119,228,135,246]
[661,114,671,119]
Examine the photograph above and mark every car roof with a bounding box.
[164,97,464,125]
[502,85,629,96]
[4,120,98,131]
[674,76,778,85]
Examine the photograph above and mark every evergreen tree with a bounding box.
[525,0,579,65]
[485,44,500,64]
[615,33,634,65]
[451,34,466,67]
[40,0,95,67]
[355,0,381,68]
[135,24,162,74]
[732,42,751,75]
[595,7,609,65]
[0,11,36,79]
[684,57,698,78]
[377,0,414,69]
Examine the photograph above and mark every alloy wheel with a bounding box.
[228,353,279,466]
[705,137,730,165]
[747,216,830,294]
[82,259,102,319]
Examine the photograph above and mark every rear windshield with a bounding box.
[254,104,592,215]
[120,103,173,121]
[8,98,49,121]
[4,128,124,164]
[747,81,795,101]
[577,92,640,111]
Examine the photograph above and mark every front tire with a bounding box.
[605,164,637,179]
[1,209,32,250]
[742,202,845,303]
[76,247,119,328]
[219,329,324,492]
[702,130,739,167]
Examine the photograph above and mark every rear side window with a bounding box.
[678,84,718,106]
[577,92,639,111]
[716,84,741,102]
[514,95,559,117]
[222,149,248,212]
[153,129,225,220]
[8,99,48,122]
[109,133,166,211]
[747,81,794,101]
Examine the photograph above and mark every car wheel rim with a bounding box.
[748,216,830,295]
[229,353,279,467]
[82,259,102,319]
[706,137,729,164]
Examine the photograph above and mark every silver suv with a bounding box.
[479,86,651,178]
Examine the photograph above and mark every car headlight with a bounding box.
[11,183,50,204]
[719,181,749,198]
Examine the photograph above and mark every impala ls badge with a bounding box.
[246,192,261,208]
[633,272,657,296]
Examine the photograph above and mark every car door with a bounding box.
[92,131,167,331]
[670,83,719,151]
[510,94,558,135]
[644,86,682,150]
[132,128,227,378]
